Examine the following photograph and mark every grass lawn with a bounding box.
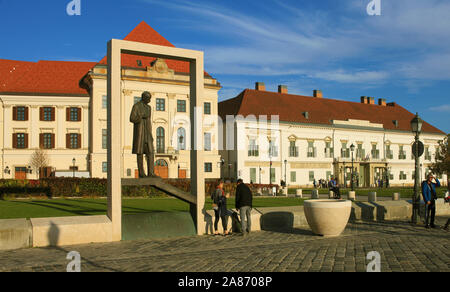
[0,197,305,220]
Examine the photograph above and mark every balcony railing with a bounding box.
[156,147,179,156]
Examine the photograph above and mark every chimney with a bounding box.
[255,82,266,91]
[378,98,387,106]
[360,96,368,104]
[368,97,375,105]
[278,85,288,94]
[387,102,396,107]
[313,90,323,98]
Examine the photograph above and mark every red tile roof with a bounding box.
[219,89,445,135]
[0,59,96,95]
[98,21,211,77]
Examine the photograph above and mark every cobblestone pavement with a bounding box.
[0,217,448,272]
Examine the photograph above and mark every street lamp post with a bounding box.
[72,158,76,178]
[350,144,355,191]
[411,113,423,224]
[284,159,287,186]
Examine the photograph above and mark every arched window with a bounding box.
[177,127,186,150]
[156,127,165,153]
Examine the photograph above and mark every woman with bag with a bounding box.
[212,180,230,236]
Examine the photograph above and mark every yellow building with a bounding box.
[0,21,222,179]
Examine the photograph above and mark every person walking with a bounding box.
[212,180,230,236]
[422,174,441,229]
[235,179,253,236]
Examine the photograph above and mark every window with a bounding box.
[177,100,186,112]
[102,95,108,109]
[41,107,54,121]
[204,133,212,151]
[307,141,316,158]
[156,127,165,153]
[269,141,278,157]
[102,129,107,149]
[250,168,257,183]
[127,169,132,177]
[67,133,81,149]
[248,139,259,157]
[14,106,27,121]
[325,142,333,158]
[341,143,350,158]
[204,163,213,173]
[42,133,53,149]
[67,107,80,122]
[371,144,379,159]
[270,168,276,183]
[289,141,298,157]
[399,146,406,160]
[309,171,315,182]
[177,128,186,150]
[424,147,431,161]
[290,171,296,183]
[156,98,165,111]
[102,162,108,173]
[356,144,365,160]
[399,171,407,180]
[15,133,27,149]
[204,102,211,115]
[326,171,332,180]
[386,145,393,159]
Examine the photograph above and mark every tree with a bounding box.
[30,149,50,179]
[430,134,450,186]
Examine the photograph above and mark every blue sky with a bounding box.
[0,0,449,132]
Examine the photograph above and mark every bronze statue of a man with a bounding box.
[130,91,155,178]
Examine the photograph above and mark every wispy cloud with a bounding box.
[429,104,450,113]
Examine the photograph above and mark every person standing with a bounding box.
[422,174,441,229]
[235,179,253,236]
[212,180,230,236]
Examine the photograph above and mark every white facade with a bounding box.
[221,117,447,188]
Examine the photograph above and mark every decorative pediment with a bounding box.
[146,58,174,75]
[288,135,298,142]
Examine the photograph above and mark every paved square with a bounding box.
[0,217,448,272]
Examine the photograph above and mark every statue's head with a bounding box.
[141,91,152,104]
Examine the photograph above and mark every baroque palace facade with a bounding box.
[219,83,447,188]
[0,21,222,179]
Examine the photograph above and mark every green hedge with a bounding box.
[0,179,279,199]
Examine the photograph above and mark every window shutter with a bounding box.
[24,107,29,121]
[24,133,29,149]
[51,133,55,149]
[77,134,81,149]
[66,134,70,149]
[77,108,81,121]
[39,134,44,149]
[51,107,55,121]
[66,108,70,121]
[39,107,44,121]
[12,133,17,149]
[13,107,17,121]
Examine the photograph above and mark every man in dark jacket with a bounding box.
[422,173,441,228]
[235,179,253,236]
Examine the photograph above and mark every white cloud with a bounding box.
[429,104,450,113]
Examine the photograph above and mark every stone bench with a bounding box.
[0,219,32,251]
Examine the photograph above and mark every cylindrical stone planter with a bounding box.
[368,192,377,202]
[256,188,262,196]
[296,189,303,198]
[282,187,288,196]
[348,191,356,201]
[311,189,320,199]
[392,193,400,201]
[304,199,352,237]
[329,191,334,199]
